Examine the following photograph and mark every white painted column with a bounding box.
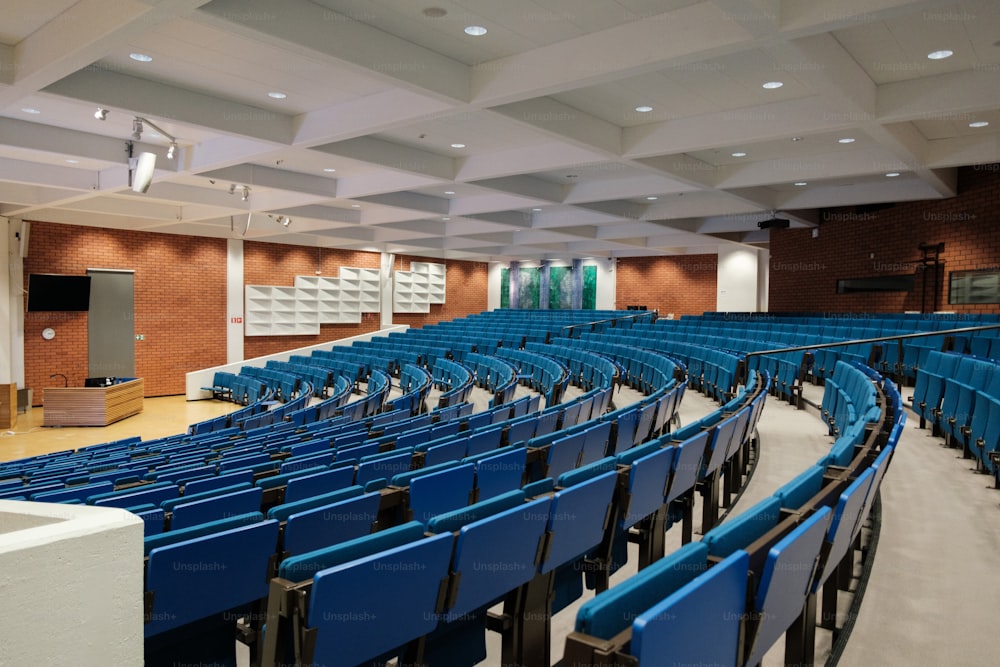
[717,245,761,312]
[380,252,395,328]
[2,217,26,387]
[757,248,770,313]
[227,238,244,364]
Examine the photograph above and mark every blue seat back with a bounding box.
[745,507,832,667]
[170,487,263,530]
[446,496,552,618]
[307,532,455,667]
[283,492,381,556]
[631,549,749,667]
[145,519,279,637]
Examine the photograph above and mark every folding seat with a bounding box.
[421,493,553,666]
[282,491,381,556]
[169,486,263,531]
[265,521,451,667]
[743,508,832,667]
[565,542,748,667]
[144,515,279,665]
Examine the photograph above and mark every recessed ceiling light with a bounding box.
[323,168,336,173]
[969,121,990,128]
[532,208,542,212]
[885,172,901,177]
[634,105,653,113]
[423,7,447,18]
[442,217,451,221]
[450,143,466,149]
[927,49,953,60]
[351,204,361,208]
[793,181,808,186]
[444,190,456,195]
[731,151,747,157]
[267,91,287,99]
[464,25,487,36]
[21,107,41,114]
[791,136,803,142]
[65,159,79,164]
[646,196,658,201]
[129,53,153,63]
[838,137,856,144]
[762,81,784,89]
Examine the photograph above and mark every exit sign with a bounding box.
[231,316,243,324]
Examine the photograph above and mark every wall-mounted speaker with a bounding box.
[131,152,156,193]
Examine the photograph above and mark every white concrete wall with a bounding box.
[226,239,244,365]
[486,259,617,310]
[717,246,761,312]
[185,325,410,400]
[0,500,143,667]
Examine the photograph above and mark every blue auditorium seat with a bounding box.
[283,492,381,556]
[574,542,711,641]
[470,446,526,500]
[303,532,455,667]
[169,486,263,530]
[408,463,476,524]
[144,517,279,637]
[814,467,875,591]
[630,549,749,667]
[744,507,832,667]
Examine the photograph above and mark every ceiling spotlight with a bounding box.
[241,186,250,202]
[731,151,747,157]
[166,142,177,159]
[132,118,143,140]
[927,49,953,60]
[450,143,466,148]
[635,105,654,113]
[129,53,153,63]
[837,137,856,144]
[762,81,784,89]
[885,172,901,177]
[464,25,488,36]
[281,216,291,228]
[229,184,237,195]
[969,121,990,128]
[21,107,41,114]
[267,91,287,99]
[94,107,109,121]
[793,181,808,186]
[646,196,658,201]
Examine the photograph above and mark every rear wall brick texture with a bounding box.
[769,165,1000,314]
[23,227,488,404]
[615,254,719,317]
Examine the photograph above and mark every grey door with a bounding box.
[87,269,135,379]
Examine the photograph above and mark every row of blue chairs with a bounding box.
[430,358,475,408]
[246,374,763,667]
[911,350,1000,478]
[564,357,906,667]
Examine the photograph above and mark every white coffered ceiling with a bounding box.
[1,0,998,261]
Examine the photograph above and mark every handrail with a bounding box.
[737,322,1000,387]
[560,310,657,338]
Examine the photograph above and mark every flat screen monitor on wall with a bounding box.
[27,274,92,311]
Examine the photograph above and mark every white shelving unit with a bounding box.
[393,261,446,313]
[245,267,381,336]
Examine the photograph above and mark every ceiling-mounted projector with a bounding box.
[757,217,790,229]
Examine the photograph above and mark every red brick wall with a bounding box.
[770,165,1000,314]
[615,254,718,317]
[23,222,228,404]
[242,243,383,359]
[390,255,488,330]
